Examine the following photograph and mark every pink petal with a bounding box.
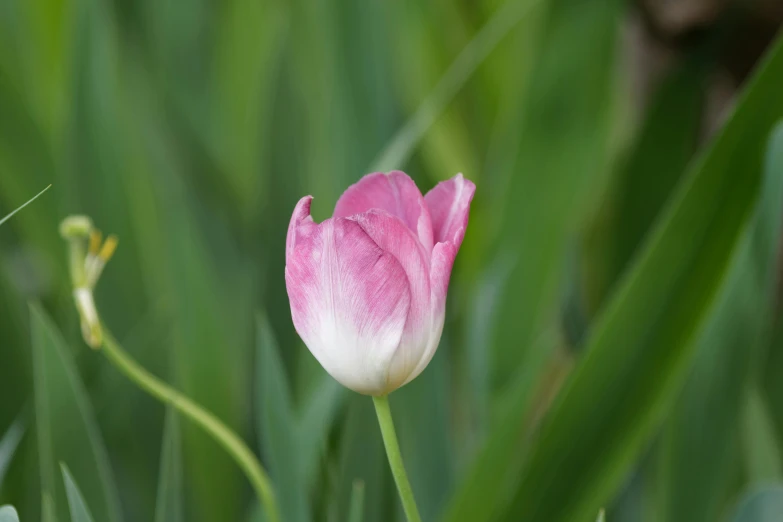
[334,171,434,254]
[424,173,476,248]
[400,241,456,386]
[349,210,432,391]
[429,241,458,314]
[286,206,413,394]
[287,196,314,262]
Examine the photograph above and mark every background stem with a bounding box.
[100,330,281,522]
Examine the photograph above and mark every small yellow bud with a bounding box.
[89,230,103,255]
[99,235,119,262]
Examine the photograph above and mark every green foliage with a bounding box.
[502,37,783,520]
[1,1,783,521]
[0,415,24,490]
[30,304,123,522]
[153,408,183,522]
[61,464,96,522]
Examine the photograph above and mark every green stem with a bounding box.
[372,395,422,522]
[100,330,281,522]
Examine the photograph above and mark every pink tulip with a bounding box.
[285,171,475,395]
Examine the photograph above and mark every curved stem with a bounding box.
[372,395,422,522]
[100,330,281,522]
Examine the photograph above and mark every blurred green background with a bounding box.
[2,0,783,521]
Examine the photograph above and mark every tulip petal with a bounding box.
[424,173,476,248]
[286,196,314,262]
[334,171,434,253]
[286,202,412,395]
[401,241,457,385]
[349,210,432,391]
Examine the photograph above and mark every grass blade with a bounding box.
[154,408,183,522]
[31,303,123,522]
[0,185,50,227]
[347,481,365,522]
[500,35,783,522]
[444,1,623,518]
[370,0,543,172]
[743,388,783,484]
[60,463,96,522]
[256,313,309,522]
[660,121,783,522]
[0,414,24,490]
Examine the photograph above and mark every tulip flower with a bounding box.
[285,171,475,395]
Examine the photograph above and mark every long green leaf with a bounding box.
[0,185,50,227]
[160,173,251,522]
[583,62,706,315]
[393,348,453,521]
[370,0,543,172]
[30,303,123,522]
[444,1,622,519]
[743,388,783,484]
[335,397,389,522]
[212,0,287,221]
[60,464,96,522]
[488,0,622,391]
[500,35,783,522]
[0,414,24,490]
[154,408,183,522]
[298,371,344,486]
[347,480,365,522]
[256,313,309,522]
[660,122,783,521]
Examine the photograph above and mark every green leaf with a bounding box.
[0,506,19,522]
[596,509,606,522]
[370,0,544,172]
[743,388,783,484]
[763,316,783,455]
[298,371,344,485]
[0,185,50,227]
[499,33,783,522]
[0,413,24,490]
[730,487,783,522]
[160,174,250,522]
[444,1,622,519]
[347,480,365,522]
[660,123,783,521]
[154,408,183,522]
[60,463,96,522]
[488,0,622,391]
[255,313,309,522]
[392,348,453,520]
[212,0,287,219]
[30,303,123,522]
[583,62,706,315]
[334,396,389,522]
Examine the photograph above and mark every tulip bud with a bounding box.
[285,171,475,395]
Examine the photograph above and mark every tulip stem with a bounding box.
[99,329,281,522]
[372,395,422,522]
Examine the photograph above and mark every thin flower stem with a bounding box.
[372,395,422,522]
[100,329,281,522]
